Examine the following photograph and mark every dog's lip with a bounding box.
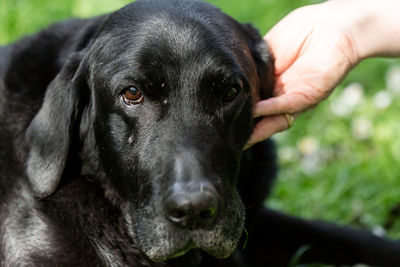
[148,240,197,262]
[148,234,235,262]
[202,246,233,259]
[169,241,197,260]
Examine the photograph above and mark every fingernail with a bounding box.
[243,142,252,151]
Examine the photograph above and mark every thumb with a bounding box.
[244,115,289,150]
[253,92,318,118]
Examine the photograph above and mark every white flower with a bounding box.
[300,153,322,175]
[297,137,319,155]
[373,90,392,110]
[351,116,373,140]
[297,137,323,174]
[372,225,386,237]
[279,146,300,163]
[331,83,364,117]
[386,65,400,94]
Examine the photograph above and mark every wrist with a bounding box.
[346,0,400,59]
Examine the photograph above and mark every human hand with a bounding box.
[244,1,360,150]
[245,0,400,150]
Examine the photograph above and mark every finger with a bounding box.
[243,115,289,150]
[253,92,315,118]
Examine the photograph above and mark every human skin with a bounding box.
[245,0,400,149]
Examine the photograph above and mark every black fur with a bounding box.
[1,0,400,266]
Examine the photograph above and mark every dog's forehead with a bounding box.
[133,18,245,73]
[87,0,259,100]
[91,24,253,92]
[92,0,250,69]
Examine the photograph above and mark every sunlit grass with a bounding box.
[269,58,400,239]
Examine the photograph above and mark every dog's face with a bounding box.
[26,0,272,263]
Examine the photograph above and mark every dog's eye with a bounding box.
[222,87,239,103]
[122,86,144,105]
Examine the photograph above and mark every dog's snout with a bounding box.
[165,183,218,229]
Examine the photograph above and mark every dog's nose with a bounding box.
[165,183,218,229]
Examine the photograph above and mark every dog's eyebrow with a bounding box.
[201,69,248,89]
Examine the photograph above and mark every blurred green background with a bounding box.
[1,0,399,247]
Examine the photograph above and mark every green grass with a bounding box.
[1,0,400,261]
[269,57,400,240]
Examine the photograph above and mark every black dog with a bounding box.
[0,0,399,266]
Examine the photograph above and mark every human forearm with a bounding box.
[343,0,400,59]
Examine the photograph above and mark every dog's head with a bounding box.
[26,0,273,262]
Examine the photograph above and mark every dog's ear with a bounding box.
[26,52,87,197]
[241,23,275,100]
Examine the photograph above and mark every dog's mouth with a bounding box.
[167,241,197,260]
[147,240,199,262]
[124,192,245,262]
[143,226,241,262]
